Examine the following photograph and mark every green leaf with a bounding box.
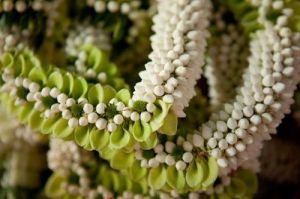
[88,84,104,105]
[110,127,130,149]
[74,126,90,147]
[53,119,74,139]
[148,165,167,190]
[159,111,178,135]
[202,156,219,188]
[72,77,88,98]
[45,173,66,198]
[111,151,134,170]
[186,158,206,188]
[128,160,147,182]
[166,166,186,191]
[90,128,109,151]
[132,121,152,142]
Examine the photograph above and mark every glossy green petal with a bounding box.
[40,115,60,135]
[63,73,74,95]
[45,173,66,198]
[53,119,74,139]
[88,84,104,105]
[74,126,90,147]
[148,165,167,190]
[186,158,206,188]
[72,77,88,98]
[128,160,147,182]
[102,85,116,103]
[0,53,14,69]
[150,100,171,132]
[115,89,131,105]
[202,156,219,188]
[90,128,109,151]
[28,67,47,84]
[140,132,158,150]
[28,110,43,130]
[159,111,178,135]
[236,170,258,194]
[99,147,116,160]
[225,177,247,198]
[111,150,134,170]
[110,127,130,149]
[17,104,34,123]
[132,120,152,142]
[48,71,64,90]
[166,166,186,191]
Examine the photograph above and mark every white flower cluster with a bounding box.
[135,135,196,171]
[48,139,149,199]
[133,0,211,117]
[205,24,248,108]
[0,0,49,13]
[65,23,111,82]
[86,0,141,15]
[1,73,156,133]
[196,7,300,177]
[0,27,29,56]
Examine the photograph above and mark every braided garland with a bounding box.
[0,0,299,198]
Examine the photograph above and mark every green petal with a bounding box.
[186,158,206,188]
[99,147,116,161]
[45,173,66,198]
[148,165,167,190]
[115,89,131,105]
[218,192,231,199]
[128,160,147,182]
[132,121,152,142]
[74,126,90,147]
[140,133,158,150]
[88,84,104,105]
[159,111,178,135]
[111,151,134,170]
[102,85,116,103]
[20,55,32,76]
[202,156,219,188]
[225,177,247,198]
[28,67,47,84]
[53,119,74,139]
[72,77,88,98]
[110,127,130,149]
[150,100,171,131]
[17,104,34,123]
[90,128,109,151]
[47,71,64,90]
[236,170,258,194]
[166,166,186,191]
[40,115,60,135]
[28,110,43,130]
[63,73,74,95]
[0,53,14,69]
[107,63,118,76]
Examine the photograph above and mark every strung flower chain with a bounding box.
[133,0,211,117]
[205,22,249,108]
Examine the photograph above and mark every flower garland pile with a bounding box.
[0,0,299,198]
